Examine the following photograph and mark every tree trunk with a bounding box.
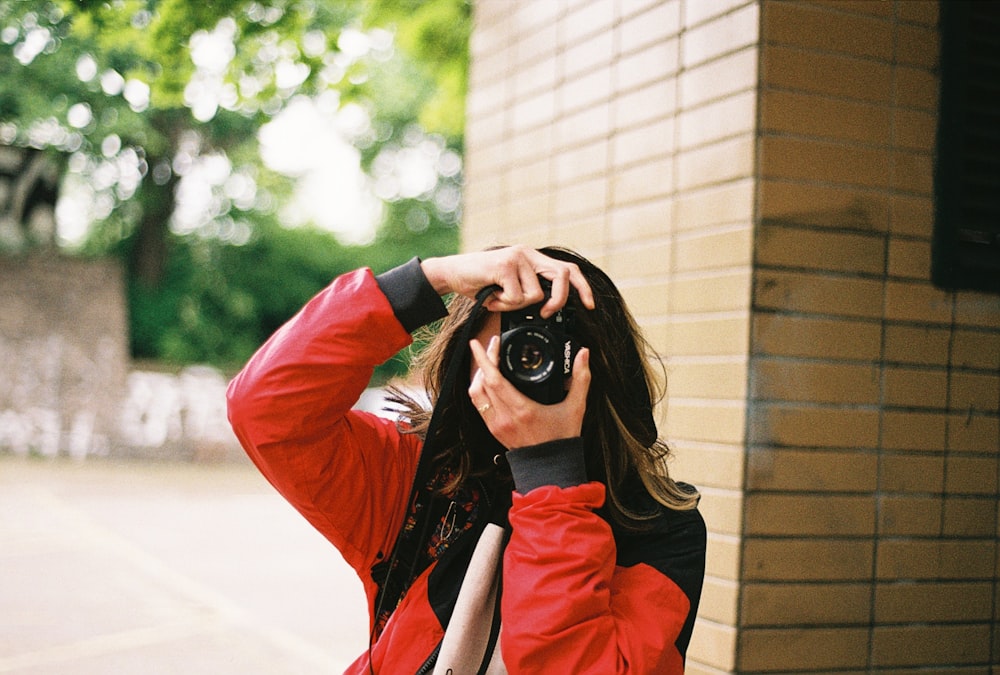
[131,166,177,288]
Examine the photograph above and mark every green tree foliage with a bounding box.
[364,0,469,138]
[0,0,468,375]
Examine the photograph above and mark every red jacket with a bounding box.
[227,265,705,674]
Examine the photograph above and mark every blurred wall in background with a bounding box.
[0,255,128,459]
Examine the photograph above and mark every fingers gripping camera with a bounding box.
[499,279,577,405]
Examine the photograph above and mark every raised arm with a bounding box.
[226,265,438,574]
[501,445,705,674]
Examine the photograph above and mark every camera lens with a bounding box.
[517,343,545,372]
[502,328,555,384]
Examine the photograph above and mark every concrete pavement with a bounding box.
[0,456,369,674]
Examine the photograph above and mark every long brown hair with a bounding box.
[388,246,699,528]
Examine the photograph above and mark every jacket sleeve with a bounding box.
[502,438,701,674]
[226,263,445,579]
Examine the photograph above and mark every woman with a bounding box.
[227,245,706,674]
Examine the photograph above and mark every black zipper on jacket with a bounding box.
[413,641,441,675]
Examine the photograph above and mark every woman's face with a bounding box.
[470,311,501,381]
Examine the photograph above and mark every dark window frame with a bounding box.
[932,0,1000,294]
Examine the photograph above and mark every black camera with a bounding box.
[499,280,576,404]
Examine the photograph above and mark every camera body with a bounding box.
[499,280,576,404]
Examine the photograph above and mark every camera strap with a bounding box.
[413,282,502,488]
[369,284,502,657]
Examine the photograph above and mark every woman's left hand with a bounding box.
[468,335,591,450]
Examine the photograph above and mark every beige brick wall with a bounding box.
[463,0,1000,672]
[466,2,756,671]
[751,0,999,672]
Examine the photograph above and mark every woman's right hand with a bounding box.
[420,245,595,317]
